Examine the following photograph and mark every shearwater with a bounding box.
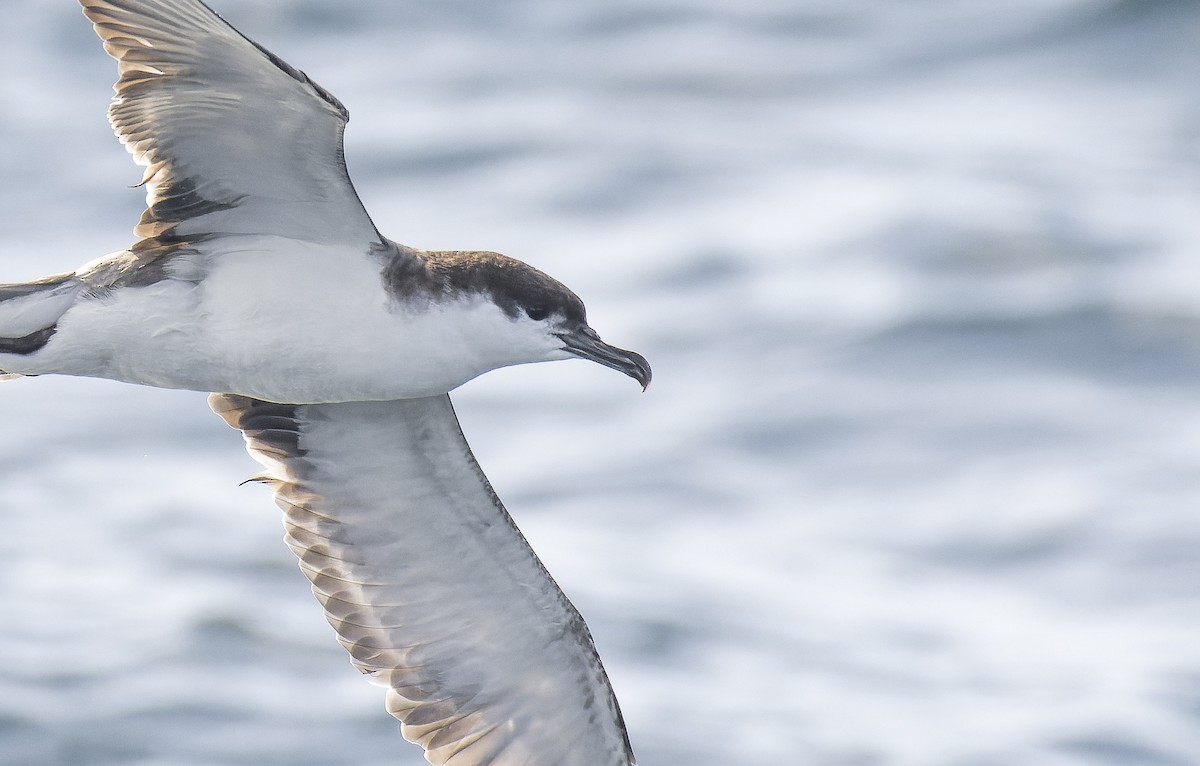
[0,2,650,765]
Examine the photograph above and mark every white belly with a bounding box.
[20,239,523,403]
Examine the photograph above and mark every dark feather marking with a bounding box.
[124,234,208,287]
[213,395,314,481]
[134,172,246,240]
[76,233,214,293]
[378,239,587,323]
[0,326,57,355]
[236,401,304,460]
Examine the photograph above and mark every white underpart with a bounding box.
[17,238,569,403]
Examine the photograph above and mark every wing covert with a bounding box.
[210,393,635,766]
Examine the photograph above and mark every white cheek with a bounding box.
[386,299,557,384]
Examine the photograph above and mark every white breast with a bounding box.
[30,238,542,403]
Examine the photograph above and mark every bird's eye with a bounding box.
[525,306,550,321]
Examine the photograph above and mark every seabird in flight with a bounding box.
[0,2,650,765]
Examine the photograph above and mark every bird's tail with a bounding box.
[0,273,83,377]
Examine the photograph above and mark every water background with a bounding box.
[2,1,1200,764]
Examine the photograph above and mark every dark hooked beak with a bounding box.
[557,326,652,390]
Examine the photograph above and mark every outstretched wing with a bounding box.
[210,393,636,766]
[81,0,382,248]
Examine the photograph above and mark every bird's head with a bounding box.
[418,250,652,390]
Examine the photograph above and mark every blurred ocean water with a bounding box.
[2,0,1200,764]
